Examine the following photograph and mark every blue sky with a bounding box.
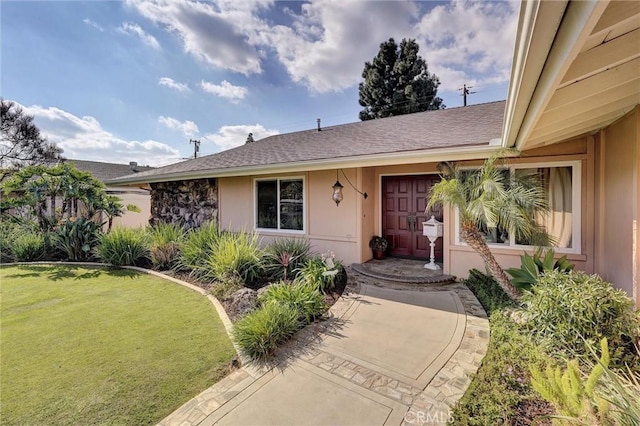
[2,0,519,166]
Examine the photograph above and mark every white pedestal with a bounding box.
[424,237,441,270]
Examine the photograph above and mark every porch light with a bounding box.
[331,169,368,207]
[332,180,344,206]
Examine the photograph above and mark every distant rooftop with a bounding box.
[67,159,154,182]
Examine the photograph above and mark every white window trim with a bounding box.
[254,176,306,234]
[453,160,582,254]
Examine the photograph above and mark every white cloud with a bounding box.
[158,116,199,137]
[83,18,104,32]
[125,0,264,75]
[261,1,420,93]
[19,103,180,167]
[200,80,247,102]
[118,22,160,49]
[415,0,518,91]
[126,0,517,95]
[158,77,191,93]
[203,124,279,151]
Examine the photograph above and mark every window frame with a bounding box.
[254,176,306,234]
[453,160,582,254]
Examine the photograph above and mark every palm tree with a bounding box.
[427,154,549,300]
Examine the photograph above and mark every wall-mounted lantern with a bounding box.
[331,169,367,207]
[332,180,344,206]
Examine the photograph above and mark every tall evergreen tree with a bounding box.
[358,38,444,121]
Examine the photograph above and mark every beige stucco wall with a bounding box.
[217,169,364,265]
[108,188,151,229]
[218,176,253,232]
[595,107,639,304]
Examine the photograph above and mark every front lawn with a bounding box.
[0,265,236,425]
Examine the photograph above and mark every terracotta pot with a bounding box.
[373,250,385,260]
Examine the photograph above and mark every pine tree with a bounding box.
[358,38,444,121]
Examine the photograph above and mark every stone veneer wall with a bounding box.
[150,178,217,228]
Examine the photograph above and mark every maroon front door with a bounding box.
[382,175,443,260]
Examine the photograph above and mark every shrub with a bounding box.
[464,269,514,314]
[150,243,180,270]
[296,252,344,293]
[451,312,552,425]
[264,238,311,281]
[55,217,101,261]
[531,338,640,425]
[522,270,640,369]
[96,227,149,266]
[206,231,264,284]
[210,275,243,301]
[259,282,327,324]
[11,232,45,261]
[147,222,187,246]
[178,222,221,278]
[148,222,186,270]
[530,338,611,425]
[506,248,574,291]
[452,270,552,425]
[232,302,300,360]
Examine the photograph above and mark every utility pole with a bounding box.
[458,84,475,106]
[189,139,200,159]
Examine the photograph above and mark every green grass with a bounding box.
[0,265,236,425]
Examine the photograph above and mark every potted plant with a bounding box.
[369,236,388,260]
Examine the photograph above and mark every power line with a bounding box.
[189,139,200,159]
[457,84,476,106]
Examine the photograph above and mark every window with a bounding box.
[455,161,581,253]
[256,178,304,231]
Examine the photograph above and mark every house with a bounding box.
[68,159,153,228]
[108,0,640,305]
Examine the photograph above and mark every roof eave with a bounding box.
[502,0,607,151]
[106,144,506,186]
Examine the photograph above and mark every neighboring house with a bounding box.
[68,159,153,228]
[108,0,640,305]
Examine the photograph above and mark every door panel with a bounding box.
[382,175,442,260]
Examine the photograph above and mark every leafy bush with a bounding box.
[96,227,149,266]
[0,219,33,261]
[464,269,514,314]
[178,222,221,278]
[55,217,102,261]
[296,252,344,293]
[259,282,327,324]
[148,222,186,270]
[232,302,300,360]
[206,231,264,284]
[531,337,640,426]
[210,275,243,301]
[531,338,611,425]
[451,312,552,425]
[11,232,45,261]
[147,222,186,246]
[506,248,574,291]
[264,238,311,281]
[453,270,552,425]
[522,270,640,369]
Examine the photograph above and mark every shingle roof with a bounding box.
[67,159,155,182]
[109,100,505,184]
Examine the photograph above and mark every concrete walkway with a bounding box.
[159,272,489,426]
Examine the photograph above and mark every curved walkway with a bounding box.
[160,269,489,426]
